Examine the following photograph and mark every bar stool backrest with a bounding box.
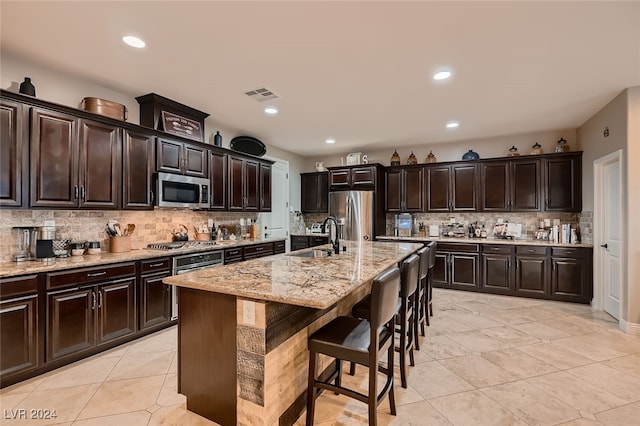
[370,267,401,331]
[417,247,429,281]
[400,254,420,298]
[427,241,437,269]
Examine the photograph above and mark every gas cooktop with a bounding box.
[146,241,217,251]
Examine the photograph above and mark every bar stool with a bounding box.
[350,254,420,389]
[306,267,400,426]
[415,246,430,349]
[426,241,437,318]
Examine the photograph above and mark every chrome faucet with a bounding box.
[321,216,340,255]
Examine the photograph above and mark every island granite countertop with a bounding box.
[164,240,422,309]
[376,235,593,248]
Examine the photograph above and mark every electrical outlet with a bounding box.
[208,219,214,229]
[243,301,256,326]
[44,220,55,227]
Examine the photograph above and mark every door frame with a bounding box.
[262,155,290,252]
[593,149,625,326]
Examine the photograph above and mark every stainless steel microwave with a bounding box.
[156,172,209,209]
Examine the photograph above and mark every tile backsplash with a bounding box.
[0,209,260,263]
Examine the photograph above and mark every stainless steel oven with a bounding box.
[171,250,224,319]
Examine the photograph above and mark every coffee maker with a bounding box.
[395,213,413,237]
[35,226,56,262]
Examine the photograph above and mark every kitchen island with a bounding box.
[163,240,422,426]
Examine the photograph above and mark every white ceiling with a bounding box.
[1,1,639,157]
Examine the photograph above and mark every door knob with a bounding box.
[600,243,608,249]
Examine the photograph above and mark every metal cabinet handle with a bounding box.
[74,185,79,200]
[527,249,535,253]
[149,263,164,268]
[256,247,264,251]
[92,291,96,310]
[98,292,103,308]
[80,186,86,200]
[150,191,155,204]
[87,271,107,278]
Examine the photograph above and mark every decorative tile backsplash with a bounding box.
[0,209,259,263]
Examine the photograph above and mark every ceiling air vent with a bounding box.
[244,87,279,102]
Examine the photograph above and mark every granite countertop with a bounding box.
[290,233,330,237]
[164,240,422,309]
[376,235,593,248]
[0,237,287,279]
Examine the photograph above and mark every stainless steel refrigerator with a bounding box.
[328,191,375,241]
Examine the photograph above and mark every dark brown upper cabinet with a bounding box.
[301,172,328,213]
[259,163,272,212]
[30,108,121,209]
[0,99,27,208]
[122,129,155,210]
[426,164,478,212]
[228,155,260,211]
[209,150,228,210]
[544,153,582,212]
[384,166,425,212]
[481,159,541,212]
[329,165,376,190]
[156,137,207,178]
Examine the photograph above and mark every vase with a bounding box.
[462,149,479,160]
[19,77,36,96]
[425,150,437,163]
[390,149,401,166]
[213,131,222,147]
[530,142,543,155]
[555,137,569,153]
[407,151,417,165]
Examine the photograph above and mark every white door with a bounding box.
[595,150,623,320]
[262,159,289,249]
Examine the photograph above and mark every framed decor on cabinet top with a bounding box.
[161,111,203,142]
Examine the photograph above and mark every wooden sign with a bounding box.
[161,110,203,142]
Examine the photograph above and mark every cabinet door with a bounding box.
[426,166,451,212]
[482,254,513,293]
[481,162,509,212]
[0,99,26,207]
[0,295,38,379]
[432,252,449,287]
[385,169,402,212]
[123,129,155,209]
[515,256,547,296]
[78,120,120,209]
[30,108,78,208]
[228,156,245,211]
[291,236,309,251]
[551,257,587,301]
[511,159,541,211]
[329,169,351,188]
[259,163,272,212]
[301,174,320,212]
[404,167,424,212]
[47,288,95,361]
[157,138,183,174]
[450,253,479,288]
[97,279,136,345]
[244,159,260,211]
[544,155,581,211]
[351,167,375,187]
[209,151,227,210]
[140,272,172,330]
[451,164,478,211]
[317,172,329,212]
[310,236,329,247]
[183,144,208,178]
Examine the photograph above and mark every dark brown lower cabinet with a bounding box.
[47,277,136,362]
[514,246,548,297]
[482,245,514,294]
[432,243,480,290]
[290,235,329,251]
[140,272,172,330]
[550,248,592,302]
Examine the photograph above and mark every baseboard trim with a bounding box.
[619,318,640,335]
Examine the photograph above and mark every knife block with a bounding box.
[109,236,131,253]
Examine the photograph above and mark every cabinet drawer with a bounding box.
[291,236,308,244]
[0,274,39,300]
[552,247,588,258]
[46,262,136,290]
[224,247,243,263]
[437,243,479,253]
[140,258,171,274]
[274,240,286,254]
[310,236,329,246]
[244,243,274,259]
[516,246,548,256]
[482,244,513,254]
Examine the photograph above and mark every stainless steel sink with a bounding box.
[288,249,332,258]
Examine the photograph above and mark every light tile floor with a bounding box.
[2,289,640,425]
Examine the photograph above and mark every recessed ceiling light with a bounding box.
[325,138,336,144]
[446,121,459,129]
[264,106,278,115]
[123,36,145,48]
[433,70,452,80]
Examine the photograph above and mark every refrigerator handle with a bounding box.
[345,195,351,239]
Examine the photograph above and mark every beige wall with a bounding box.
[303,129,577,172]
[626,87,640,326]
